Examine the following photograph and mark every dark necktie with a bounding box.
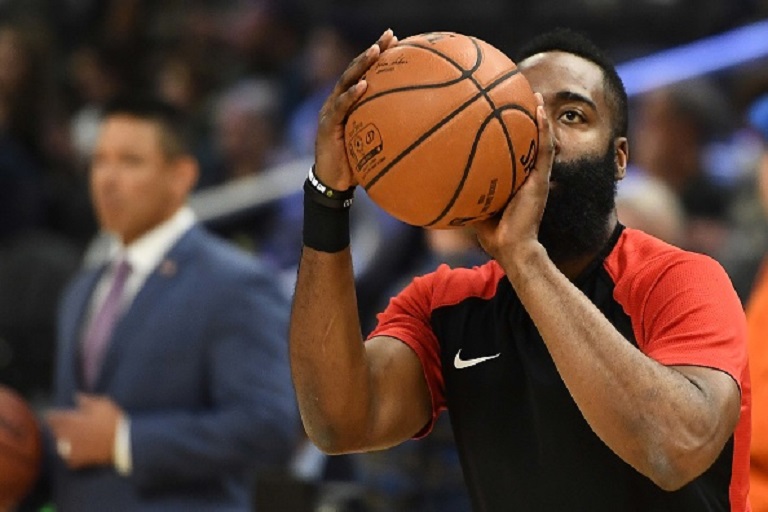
[81,259,132,388]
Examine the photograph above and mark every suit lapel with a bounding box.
[92,227,200,391]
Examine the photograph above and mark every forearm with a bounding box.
[504,244,728,489]
[289,247,373,452]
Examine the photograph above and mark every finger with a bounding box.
[527,96,554,190]
[332,33,385,98]
[375,28,397,52]
[332,28,394,98]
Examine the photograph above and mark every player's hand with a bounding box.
[46,394,124,469]
[314,28,398,191]
[474,93,555,270]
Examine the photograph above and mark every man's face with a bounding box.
[518,52,627,261]
[90,115,182,245]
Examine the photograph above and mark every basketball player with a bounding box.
[290,28,750,511]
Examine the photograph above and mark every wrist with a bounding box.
[499,241,548,285]
[312,155,357,191]
[306,165,355,208]
[303,165,353,252]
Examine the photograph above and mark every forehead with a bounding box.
[97,115,164,151]
[518,51,608,110]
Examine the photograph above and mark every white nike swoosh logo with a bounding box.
[453,349,501,369]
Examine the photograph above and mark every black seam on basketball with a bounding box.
[348,42,483,117]
[424,105,525,227]
[496,104,537,196]
[423,110,498,227]
[364,67,522,192]
[465,37,497,112]
[400,40,483,75]
[425,104,535,226]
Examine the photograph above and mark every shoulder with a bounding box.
[604,227,731,293]
[395,260,505,312]
[181,226,287,298]
[186,226,273,276]
[605,228,743,349]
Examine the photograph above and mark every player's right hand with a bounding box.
[314,29,398,192]
[475,92,555,272]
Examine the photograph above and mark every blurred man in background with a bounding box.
[45,96,298,511]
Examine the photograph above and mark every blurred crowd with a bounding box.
[1,0,768,510]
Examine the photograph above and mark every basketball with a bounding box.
[344,32,539,229]
[0,385,42,508]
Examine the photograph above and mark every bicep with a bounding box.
[363,335,433,450]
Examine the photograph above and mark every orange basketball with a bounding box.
[344,32,539,229]
[0,385,42,509]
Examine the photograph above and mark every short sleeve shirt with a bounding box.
[370,226,750,512]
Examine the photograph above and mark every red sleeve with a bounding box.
[616,251,748,386]
[367,266,450,437]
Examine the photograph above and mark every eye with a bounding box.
[559,109,585,124]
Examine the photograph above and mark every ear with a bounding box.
[171,155,200,200]
[614,137,628,180]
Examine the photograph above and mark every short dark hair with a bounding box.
[516,28,628,139]
[102,95,190,158]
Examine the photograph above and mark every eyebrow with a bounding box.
[553,91,598,111]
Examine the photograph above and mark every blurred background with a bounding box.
[1,0,768,510]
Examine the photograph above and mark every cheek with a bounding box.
[554,126,612,163]
[553,131,590,162]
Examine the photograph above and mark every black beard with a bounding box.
[537,146,618,263]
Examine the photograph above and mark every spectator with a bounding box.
[210,78,286,182]
[0,22,50,241]
[631,79,736,256]
[285,22,357,158]
[44,95,298,511]
[746,92,768,512]
[615,169,686,246]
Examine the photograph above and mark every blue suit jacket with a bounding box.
[51,225,299,511]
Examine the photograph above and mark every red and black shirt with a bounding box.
[370,226,750,511]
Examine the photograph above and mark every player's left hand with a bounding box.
[475,92,555,271]
[46,394,124,469]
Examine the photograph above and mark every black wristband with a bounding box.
[303,192,351,252]
[304,165,355,209]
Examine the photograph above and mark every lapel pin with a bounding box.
[159,259,177,277]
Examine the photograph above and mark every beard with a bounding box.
[537,145,618,263]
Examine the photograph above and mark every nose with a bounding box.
[90,161,120,195]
